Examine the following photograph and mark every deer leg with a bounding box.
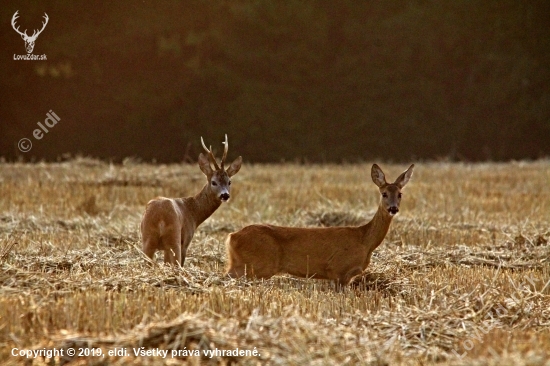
[364,250,375,269]
[142,234,158,263]
[162,230,182,266]
[333,278,347,292]
[180,234,193,266]
[338,267,363,289]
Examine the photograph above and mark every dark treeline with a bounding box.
[1,1,549,163]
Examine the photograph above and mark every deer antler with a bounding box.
[11,11,48,40]
[11,11,27,38]
[200,137,220,170]
[220,134,229,169]
[29,13,49,40]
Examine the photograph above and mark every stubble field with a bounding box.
[0,159,549,365]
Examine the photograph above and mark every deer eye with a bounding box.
[228,180,232,186]
[382,192,388,198]
[211,181,218,186]
[398,193,402,198]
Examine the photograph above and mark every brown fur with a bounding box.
[225,164,414,287]
[141,136,242,266]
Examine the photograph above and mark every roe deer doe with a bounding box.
[141,135,242,266]
[225,164,414,287]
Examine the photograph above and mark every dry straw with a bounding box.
[0,159,549,365]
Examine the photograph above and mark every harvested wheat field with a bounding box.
[0,159,549,365]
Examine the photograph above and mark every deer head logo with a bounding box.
[11,11,49,54]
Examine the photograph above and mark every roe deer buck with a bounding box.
[141,135,242,266]
[225,164,414,287]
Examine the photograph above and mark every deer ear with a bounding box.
[371,164,386,187]
[226,156,242,177]
[198,153,213,176]
[394,164,414,188]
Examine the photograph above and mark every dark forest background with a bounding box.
[1,1,549,163]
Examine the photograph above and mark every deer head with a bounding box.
[371,164,414,216]
[198,135,242,202]
[12,11,49,54]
